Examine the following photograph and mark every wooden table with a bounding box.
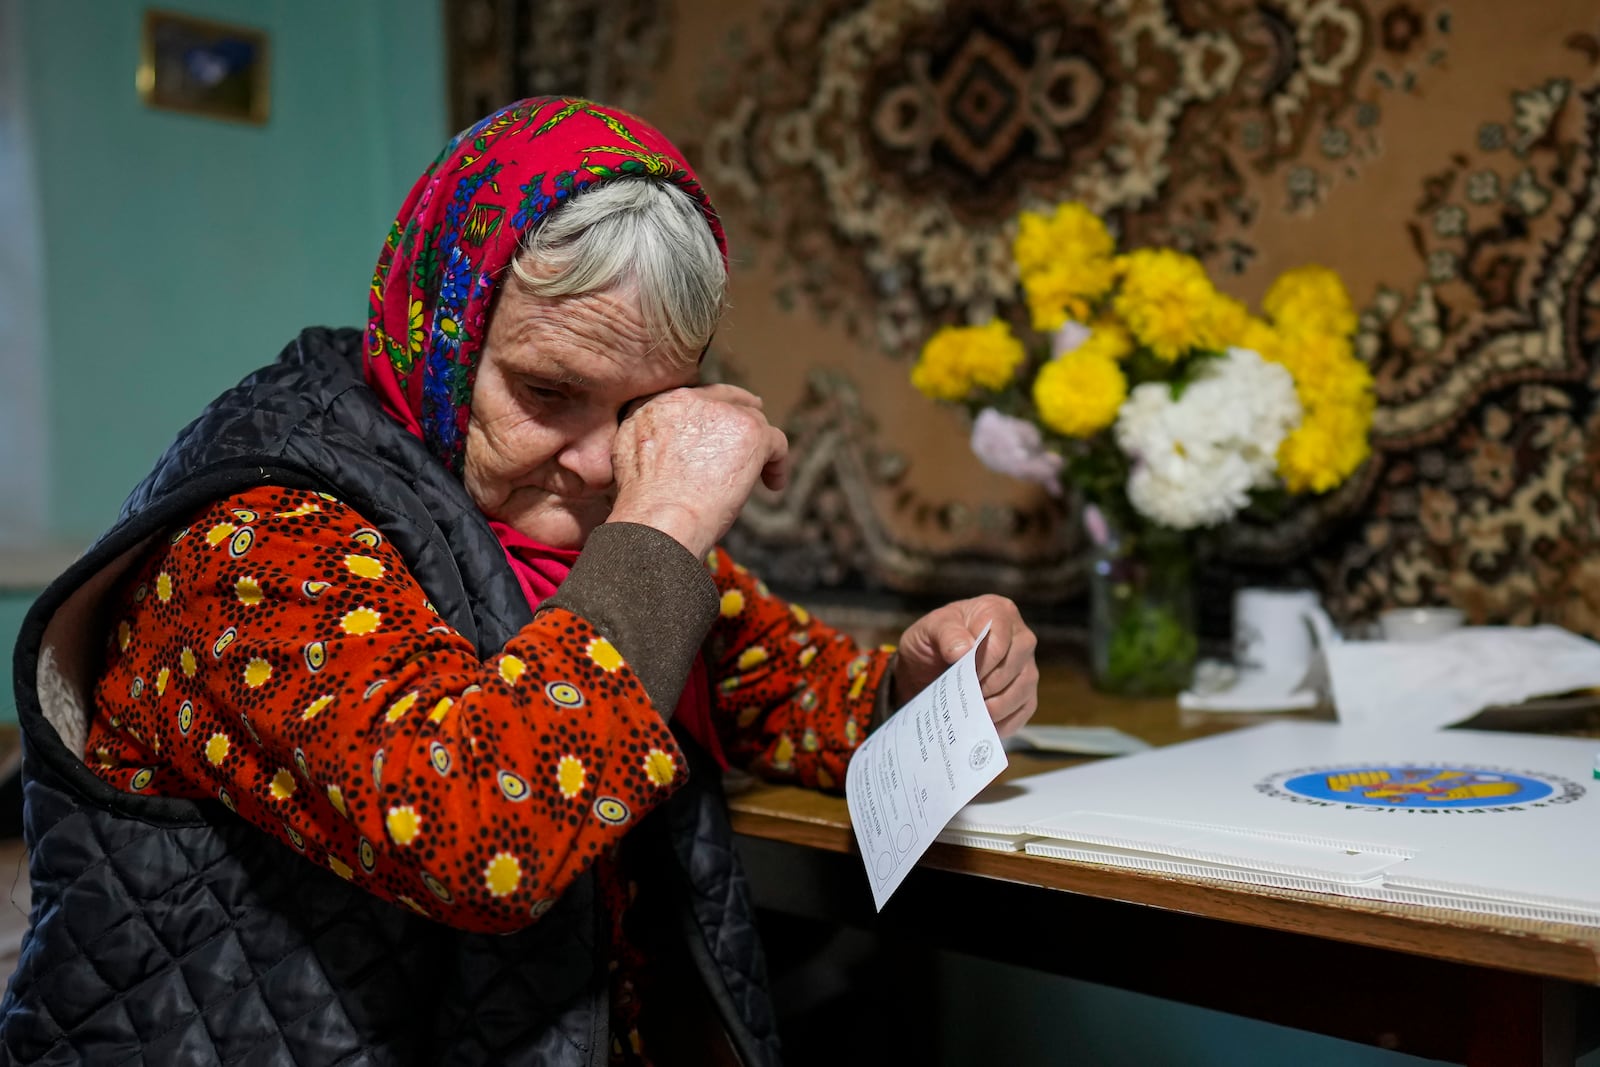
[728,668,1600,1065]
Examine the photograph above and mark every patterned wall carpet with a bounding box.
[447,0,1600,634]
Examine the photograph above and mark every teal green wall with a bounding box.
[23,0,448,541]
[0,594,32,723]
[6,0,447,721]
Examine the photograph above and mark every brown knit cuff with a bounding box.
[542,522,719,715]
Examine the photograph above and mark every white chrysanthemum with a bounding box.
[1114,348,1302,530]
[1127,450,1257,530]
[1204,348,1301,485]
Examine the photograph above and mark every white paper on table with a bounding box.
[1005,724,1151,756]
[845,624,1006,910]
[1327,625,1600,733]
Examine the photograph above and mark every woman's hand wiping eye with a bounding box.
[605,384,789,559]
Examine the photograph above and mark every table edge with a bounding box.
[728,804,1600,986]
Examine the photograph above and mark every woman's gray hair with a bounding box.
[510,179,726,363]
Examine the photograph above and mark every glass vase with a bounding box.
[1086,516,1198,697]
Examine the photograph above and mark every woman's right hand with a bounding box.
[606,384,789,559]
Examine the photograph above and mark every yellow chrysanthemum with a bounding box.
[205,733,231,766]
[1079,321,1135,363]
[1112,249,1222,361]
[1235,315,1282,362]
[1278,406,1372,493]
[1262,264,1358,338]
[180,647,197,677]
[155,667,170,696]
[910,321,1026,402]
[556,755,586,798]
[1033,347,1128,439]
[1021,258,1118,332]
[737,646,768,671]
[1013,202,1115,278]
[1208,295,1251,349]
[302,694,334,720]
[428,697,454,724]
[205,523,237,547]
[719,590,744,617]
[327,784,349,817]
[234,576,263,606]
[1275,333,1374,412]
[155,572,174,601]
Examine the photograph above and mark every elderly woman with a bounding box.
[4,99,1037,1065]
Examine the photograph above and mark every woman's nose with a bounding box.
[559,420,616,487]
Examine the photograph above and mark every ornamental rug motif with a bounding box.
[449,0,1600,633]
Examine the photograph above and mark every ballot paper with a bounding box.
[846,624,1006,910]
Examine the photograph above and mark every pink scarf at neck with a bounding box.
[486,519,581,606]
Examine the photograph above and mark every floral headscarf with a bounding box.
[364,96,727,473]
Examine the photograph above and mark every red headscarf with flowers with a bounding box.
[364,97,730,766]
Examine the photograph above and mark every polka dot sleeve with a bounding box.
[703,549,894,791]
[87,486,688,934]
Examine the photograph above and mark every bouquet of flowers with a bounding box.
[910,203,1374,693]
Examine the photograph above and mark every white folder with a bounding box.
[950,721,1600,925]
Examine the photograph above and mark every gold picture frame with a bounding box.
[137,9,270,125]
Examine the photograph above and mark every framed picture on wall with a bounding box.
[137,9,269,125]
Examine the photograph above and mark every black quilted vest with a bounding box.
[3,328,780,1066]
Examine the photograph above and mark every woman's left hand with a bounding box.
[892,595,1039,737]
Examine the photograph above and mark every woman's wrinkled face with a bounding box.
[463,283,697,549]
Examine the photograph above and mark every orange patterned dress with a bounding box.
[86,485,892,1062]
